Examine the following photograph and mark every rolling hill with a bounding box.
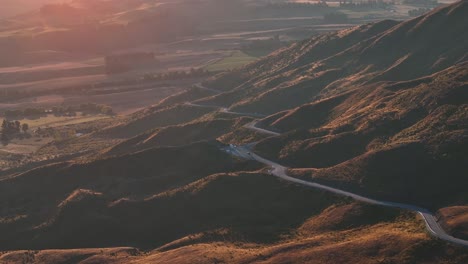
[200,1,468,209]
[1,1,467,262]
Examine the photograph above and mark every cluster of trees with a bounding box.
[0,89,25,103]
[1,120,29,144]
[105,52,157,74]
[90,68,213,94]
[339,1,393,8]
[242,35,286,56]
[403,0,437,5]
[264,2,330,9]
[4,108,45,119]
[408,8,431,16]
[324,12,349,23]
[141,68,211,82]
[78,103,114,116]
[255,2,332,17]
[49,103,114,116]
[3,103,114,119]
[35,127,76,141]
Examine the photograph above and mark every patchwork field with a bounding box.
[204,51,258,71]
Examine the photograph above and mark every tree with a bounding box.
[323,12,349,23]
[1,131,8,145]
[14,121,21,133]
[1,120,7,131]
[100,106,114,116]
[1,120,9,145]
[22,123,29,133]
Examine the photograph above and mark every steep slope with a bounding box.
[201,1,467,115]
[191,2,468,209]
[256,62,467,209]
[99,104,215,138]
[1,1,467,261]
[0,171,340,249]
[0,141,260,249]
[176,1,468,234]
[439,206,468,240]
[104,117,252,157]
[2,202,468,263]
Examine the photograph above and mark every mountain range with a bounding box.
[0,1,467,263]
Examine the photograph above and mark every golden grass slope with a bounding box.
[2,203,468,264]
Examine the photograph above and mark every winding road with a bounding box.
[188,85,468,247]
[230,142,468,247]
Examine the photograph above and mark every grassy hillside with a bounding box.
[2,201,468,263]
[0,141,261,249]
[99,104,215,138]
[103,117,253,157]
[253,62,467,209]
[202,2,467,115]
[1,1,467,261]
[439,206,468,240]
[198,2,468,210]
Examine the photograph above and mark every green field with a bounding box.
[204,51,258,71]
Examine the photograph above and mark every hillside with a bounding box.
[196,2,468,209]
[252,64,467,208]
[1,1,467,262]
[202,1,467,115]
[103,117,253,157]
[2,200,468,263]
[195,0,468,238]
[0,142,261,249]
[440,206,468,240]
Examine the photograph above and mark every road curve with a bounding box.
[187,98,468,247]
[244,121,281,136]
[194,83,222,94]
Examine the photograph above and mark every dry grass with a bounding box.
[103,117,251,157]
[0,114,109,129]
[439,206,468,240]
[2,209,467,264]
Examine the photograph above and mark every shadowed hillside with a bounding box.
[202,1,467,115]
[196,2,468,210]
[104,117,253,157]
[1,1,467,262]
[0,142,260,249]
[2,199,468,263]
[194,0,468,237]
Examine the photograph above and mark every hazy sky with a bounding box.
[0,0,61,18]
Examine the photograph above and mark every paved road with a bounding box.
[228,140,468,248]
[244,121,281,136]
[185,102,266,119]
[194,83,222,94]
[187,98,468,247]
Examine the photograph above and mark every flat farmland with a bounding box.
[0,15,366,118]
[0,113,109,130]
[0,136,54,155]
[0,84,188,115]
[204,51,258,71]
